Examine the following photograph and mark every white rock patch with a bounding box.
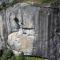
[8,29,35,55]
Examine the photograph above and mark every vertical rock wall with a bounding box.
[48,8,60,60]
[0,12,5,50]
[33,7,49,58]
[0,3,50,58]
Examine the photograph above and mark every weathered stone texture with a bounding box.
[0,2,50,58]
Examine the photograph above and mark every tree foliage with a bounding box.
[0,0,59,11]
[16,0,59,4]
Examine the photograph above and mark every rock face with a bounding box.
[5,3,40,34]
[0,0,13,4]
[0,36,5,50]
[8,29,35,55]
[0,2,60,60]
[0,13,5,50]
[0,3,49,58]
[7,3,39,56]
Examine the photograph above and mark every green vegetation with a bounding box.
[26,57,43,60]
[16,0,59,4]
[0,48,14,60]
[0,48,44,60]
[0,0,60,11]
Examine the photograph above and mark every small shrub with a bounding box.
[1,48,14,60]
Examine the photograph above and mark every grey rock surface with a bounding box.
[0,2,60,60]
[0,0,13,4]
[7,3,40,56]
[0,2,49,58]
